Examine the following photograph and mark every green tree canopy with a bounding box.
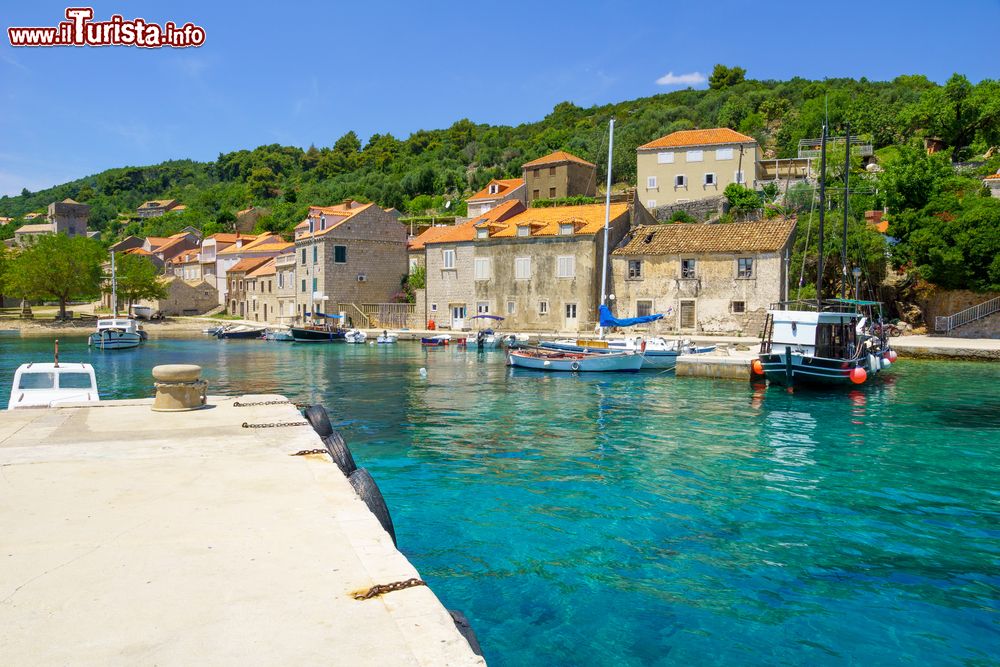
[111,253,168,313]
[709,64,746,90]
[3,234,104,318]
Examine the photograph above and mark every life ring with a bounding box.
[348,468,396,545]
[303,404,334,437]
[570,361,581,371]
[322,431,357,476]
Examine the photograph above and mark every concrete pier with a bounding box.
[0,396,485,666]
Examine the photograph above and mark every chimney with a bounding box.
[342,198,353,210]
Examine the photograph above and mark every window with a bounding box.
[636,300,653,318]
[18,372,54,389]
[278,271,283,288]
[59,372,93,389]
[443,249,456,269]
[312,245,318,264]
[734,170,745,184]
[737,257,754,278]
[507,300,516,315]
[647,200,657,208]
[301,248,307,264]
[474,257,490,280]
[408,257,418,274]
[539,301,549,315]
[334,245,347,263]
[565,303,577,319]
[549,187,556,198]
[517,226,530,238]
[716,148,734,160]
[675,175,687,187]
[489,183,498,194]
[430,303,438,312]
[681,258,696,279]
[731,300,746,313]
[477,228,488,239]
[686,150,704,162]
[680,300,696,329]
[533,169,540,178]
[515,257,531,280]
[628,259,642,279]
[559,223,574,236]
[477,302,490,314]
[657,151,674,164]
[532,189,540,199]
[646,176,657,189]
[549,166,556,176]
[301,279,306,292]
[704,173,716,185]
[556,256,575,278]
[312,277,318,292]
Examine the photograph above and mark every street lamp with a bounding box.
[852,267,862,300]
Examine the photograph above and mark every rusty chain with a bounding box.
[290,448,328,456]
[233,400,312,409]
[241,421,310,429]
[354,578,427,601]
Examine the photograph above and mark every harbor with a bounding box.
[1,334,998,665]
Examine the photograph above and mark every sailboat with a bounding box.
[88,251,144,350]
[507,119,643,373]
[755,125,897,387]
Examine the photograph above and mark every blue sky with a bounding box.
[1,0,996,197]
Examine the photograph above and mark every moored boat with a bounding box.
[421,334,452,346]
[507,346,643,372]
[8,342,100,409]
[216,325,266,340]
[264,328,294,341]
[290,324,346,342]
[376,331,398,344]
[88,318,143,350]
[345,329,367,344]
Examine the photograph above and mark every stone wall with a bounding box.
[424,242,476,328]
[141,278,219,316]
[651,196,727,223]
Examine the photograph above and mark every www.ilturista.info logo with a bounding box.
[7,8,205,48]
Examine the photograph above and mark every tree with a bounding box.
[246,167,278,200]
[880,144,952,212]
[3,234,103,319]
[709,64,746,90]
[111,253,168,313]
[724,183,762,215]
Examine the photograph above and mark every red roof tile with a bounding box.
[638,128,756,150]
[522,150,596,169]
[467,178,525,202]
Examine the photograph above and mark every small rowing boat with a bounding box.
[507,346,643,372]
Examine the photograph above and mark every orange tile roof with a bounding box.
[206,233,255,244]
[247,258,277,278]
[638,128,756,150]
[218,232,288,254]
[467,178,525,202]
[153,236,195,257]
[139,199,177,209]
[228,256,272,274]
[411,200,526,249]
[613,219,797,255]
[145,237,171,248]
[482,202,628,239]
[123,247,152,256]
[522,150,596,169]
[168,250,201,265]
[295,202,374,239]
[984,172,1000,180]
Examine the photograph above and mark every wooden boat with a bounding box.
[421,334,452,346]
[88,318,143,350]
[541,336,679,370]
[507,346,643,372]
[290,324,346,342]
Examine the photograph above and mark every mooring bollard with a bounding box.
[151,364,208,412]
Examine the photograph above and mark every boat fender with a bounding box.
[640,339,647,353]
[570,361,580,371]
[303,404,334,437]
[448,609,484,656]
[348,468,396,545]
[850,366,867,384]
[322,431,357,476]
[881,357,891,369]
[868,354,878,372]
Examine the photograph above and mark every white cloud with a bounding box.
[655,71,706,86]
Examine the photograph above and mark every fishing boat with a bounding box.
[89,251,145,350]
[344,329,367,344]
[755,125,896,387]
[376,331,398,344]
[216,325,266,340]
[8,342,100,409]
[290,313,346,342]
[507,346,643,372]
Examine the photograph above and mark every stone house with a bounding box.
[167,250,202,281]
[274,249,298,323]
[201,233,255,304]
[465,178,526,218]
[293,200,407,321]
[135,276,218,317]
[460,202,633,333]
[217,234,291,307]
[636,128,759,208]
[245,259,279,323]
[137,199,183,218]
[13,224,56,246]
[983,172,1000,198]
[522,151,597,202]
[235,206,269,233]
[226,257,271,318]
[609,219,797,335]
[416,199,525,329]
[110,236,145,253]
[143,231,201,269]
[48,198,90,236]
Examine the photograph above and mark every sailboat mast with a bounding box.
[841,126,851,300]
[816,124,827,308]
[111,251,118,317]
[599,118,615,337]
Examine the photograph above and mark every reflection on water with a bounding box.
[2,338,999,666]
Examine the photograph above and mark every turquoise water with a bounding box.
[2,334,999,665]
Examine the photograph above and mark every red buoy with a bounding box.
[751,359,764,375]
[887,350,898,363]
[849,366,867,385]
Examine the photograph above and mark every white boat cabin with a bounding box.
[95,318,141,333]
[7,362,100,410]
[766,309,863,358]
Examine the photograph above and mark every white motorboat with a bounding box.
[345,329,367,344]
[264,328,294,341]
[7,352,100,410]
[376,331,398,344]
[88,317,143,350]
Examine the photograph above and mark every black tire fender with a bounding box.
[448,609,484,656]
[348,468,396,545]
[322,431,357,476]
[303,404,333,437]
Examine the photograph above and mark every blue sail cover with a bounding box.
[599,304,663,327]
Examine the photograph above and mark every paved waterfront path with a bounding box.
[0,396,484,666]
